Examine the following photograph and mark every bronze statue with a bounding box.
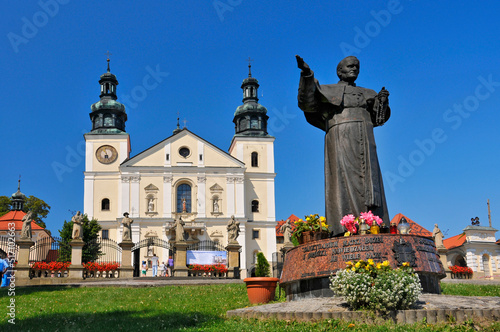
[72,211,83,240]
[296,55,390,236]
[20,211,33,240]
[227,215,240,243]
[122,212,133,241]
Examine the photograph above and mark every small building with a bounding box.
[444,223,499,279]
[0,183,51,259]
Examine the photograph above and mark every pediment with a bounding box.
[144,183,159,191]
[120,129,244,169]
[210,183,224,192]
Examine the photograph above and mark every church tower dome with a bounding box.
[11,179,26,211]
[89,58,127,134]
[233,62,270,137]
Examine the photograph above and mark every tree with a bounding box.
[58,213,102,263]
[0,196,11,217]
[0,195,50,229]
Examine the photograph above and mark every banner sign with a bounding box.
[186,250,227,265]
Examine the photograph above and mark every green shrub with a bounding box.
[255,252,270,277]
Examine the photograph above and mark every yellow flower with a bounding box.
[346,261,353,266]
[365,265,370,271]
[306,217,311,222]
[351,267,355,271]
[367,259,374,265]
[319,216,326,222]
[376,263,382,269]
[403,262,410,267]
[348,323,355,328]
[382,261,390,267]
[355,262,361,268]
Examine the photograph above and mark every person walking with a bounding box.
[151,254,159,277]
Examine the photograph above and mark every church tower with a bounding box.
[84,59,131,219]
[229,62,276,262]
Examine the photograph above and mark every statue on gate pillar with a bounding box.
[72,211,83,240]
[122,212,134,242]
[20,211,33,240]
[227,215,240,244]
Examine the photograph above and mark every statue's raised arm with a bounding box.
[295,55,311,76]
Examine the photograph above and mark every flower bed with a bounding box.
[30,261,71,278]
[330,259,422,313]
[188,264,228,277]
[449,265,473,279]
[83,262,120,278]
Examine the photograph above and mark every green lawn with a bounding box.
[0,283,499,331]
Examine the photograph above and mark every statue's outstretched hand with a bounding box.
[296,55,311,75]
[377,87,389,103]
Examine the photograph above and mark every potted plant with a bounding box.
[292,214,329,244]
[243,252,279,304]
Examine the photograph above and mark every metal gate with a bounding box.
[132,238,173,277]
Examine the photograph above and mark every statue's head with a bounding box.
[123,212,129,217]
[337,56,360,83]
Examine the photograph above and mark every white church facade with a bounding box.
[83,60,276,277]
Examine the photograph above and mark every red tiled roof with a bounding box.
[443,233,466,250]
[390,213,433,237]
[0,210,46,231]
[276,214,300,236]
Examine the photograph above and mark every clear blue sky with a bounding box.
[1,1,499,239]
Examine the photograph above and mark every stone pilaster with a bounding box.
[226,242,241,278]
[69,239,85,278]
[119,240,134,279]
[15,239,34,279]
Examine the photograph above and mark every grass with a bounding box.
[0,282,499,331]
[441,283,500,297]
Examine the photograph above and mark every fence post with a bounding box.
[173,241,189,277]
[226,243,241,279]
[15,239,33,279]
[119,240,134,278]
[69,239,85,278]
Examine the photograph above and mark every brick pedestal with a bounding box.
[174,241,189,277]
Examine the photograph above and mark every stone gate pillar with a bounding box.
[69,239,85,278]
[173,241,189,277]
[226,243,241,278]
[119,240,134,278]
[15,239,34,279]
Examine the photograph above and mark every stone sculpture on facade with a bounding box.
[432,223,445,249]
[174,217,185,242]
[122,212,134,241]
[280,219,293,244]
[213,199,219,213]
[20,210,33,240]
[296,55,391,236]
[148,199,154,212]
[227,215,240,243]
[72,211,83,240]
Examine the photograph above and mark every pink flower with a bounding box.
[340,214,356,226]
[373,215,383,226]
[360,211,375,226]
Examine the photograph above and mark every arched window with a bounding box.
[251,200,259,212]
[251,152,258,167]
[177,183,191,213]
[101,198,110,211]
[250,116,259,129]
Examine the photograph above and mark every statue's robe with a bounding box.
[298,71,390,236]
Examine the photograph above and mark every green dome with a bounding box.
[91,99,125,113]
[234,102,267,117]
